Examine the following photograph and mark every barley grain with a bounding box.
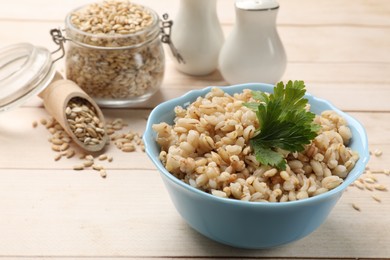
[353,180,365,190]
[296,191,309,200]
[374,149,383,157]
[364,172,377,181]
[333,165,348,178]
[122,144,136,152]
[374,184,387,191]
[51,144,61,152]
[100,169,107,178]
[313,187,329,196]
[263,168,277,178]
[364,177,376,184]
[36,116,143,180]
[98,154,108,161]
[60,142,69,151]
[212,190,227,198]
[65,97,106,148]
[40,118,47,125]
[107,128,115,135]
[92,164,103,171]
[73,164,84,171]
[365,183,374,191]
[352,203,361,212]
[66,149,75,158]
[372,195,382,202]
[51,138,63,145]
[54,153,62,161]
[83,160,94,167]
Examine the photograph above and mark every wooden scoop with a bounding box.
[38,73,108,152]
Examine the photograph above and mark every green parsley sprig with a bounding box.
[244,80,320,170]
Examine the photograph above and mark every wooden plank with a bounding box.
[0,0,389,26]
[0,107,154,170]
[19,80,390,112]
[0,169,388,258]
[277,0,390,26]
[1,20,389,112]
[283,62,390,85]
[1,21,390,63]
[0,0,389,258]
[0,108,389,170]
[280,26,390,63]
[302,83,390,113]
[18,80,390,112]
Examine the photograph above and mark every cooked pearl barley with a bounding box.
[333,165,348,178]
[153,88,358,202]
[338,125,352,144]
[322,176,343,190]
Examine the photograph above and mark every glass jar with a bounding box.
[64,3,165,107]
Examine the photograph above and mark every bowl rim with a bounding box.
[144,82,370,208]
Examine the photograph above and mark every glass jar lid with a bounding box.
[0,42,56,113]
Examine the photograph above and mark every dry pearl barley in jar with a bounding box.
[65,0,165,107]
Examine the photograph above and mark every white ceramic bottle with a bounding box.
[170,0,224,76]
[219,0,287,84]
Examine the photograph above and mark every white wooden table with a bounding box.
[0,0,389,259]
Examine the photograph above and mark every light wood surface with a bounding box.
[0,0,389,259]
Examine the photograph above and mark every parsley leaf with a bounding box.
[245,80,320,170]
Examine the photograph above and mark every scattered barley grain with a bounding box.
[54,153,62,161]
[73,164,84,171]
[374,149,383,157]
[100,169,107,178]
[98,154,108,161]
[352,203,361,212]
[372,195,382,203]
[83,160,94,167]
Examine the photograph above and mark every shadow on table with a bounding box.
[179,217,361,258]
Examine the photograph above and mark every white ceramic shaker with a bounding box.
[170,0,224,76]
[219,0,287,84]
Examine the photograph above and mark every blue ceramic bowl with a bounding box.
[143,83,369,249]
